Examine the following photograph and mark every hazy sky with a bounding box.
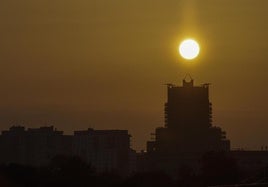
[1,0,268,150]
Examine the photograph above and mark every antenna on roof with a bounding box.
[183,74,194,87]
[183,74,193,82]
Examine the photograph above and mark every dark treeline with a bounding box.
[0,152,266,187]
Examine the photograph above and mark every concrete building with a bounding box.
[73,128,133,174]
[144,77,230,173]
[147,78,230,154]
[0,126,135,174]
[0,126,72,166]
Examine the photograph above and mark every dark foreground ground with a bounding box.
[0,153,267,187]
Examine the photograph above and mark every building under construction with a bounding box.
[143,77,230,173]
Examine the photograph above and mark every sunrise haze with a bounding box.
[1,0,268,151]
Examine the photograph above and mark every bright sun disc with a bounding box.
[179,39,200,60]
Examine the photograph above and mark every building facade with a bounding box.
[147,78,230,154]
[0,126,72,166]
[0,126,135,174]
[145,78,230,173]
[73,128,133,174]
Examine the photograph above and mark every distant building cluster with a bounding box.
[0,126,72,166]
[0,126,135,174]
[1,78,268,177]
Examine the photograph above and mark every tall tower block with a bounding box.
[147,78,230,154]
[165,79,211,131]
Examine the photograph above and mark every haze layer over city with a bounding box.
[1,0,268,151]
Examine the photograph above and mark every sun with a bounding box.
[178,39,200,60]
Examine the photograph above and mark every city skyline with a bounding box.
[1,0,268,151]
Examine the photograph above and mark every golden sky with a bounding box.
[1,0,268,150]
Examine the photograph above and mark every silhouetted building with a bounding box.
[73,128,134,174]
[0,125,135,174]
[147,78,230,154]
[0,126,72,166]
[144,77,230,174]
